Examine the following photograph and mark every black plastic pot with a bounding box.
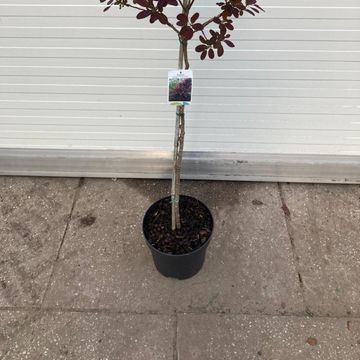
[143,195,213,280]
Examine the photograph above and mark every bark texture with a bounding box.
[171,2,190,230]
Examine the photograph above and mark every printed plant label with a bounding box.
[168,69,193,106]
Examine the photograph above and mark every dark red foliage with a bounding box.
[136,9,151,19]
[134,0,148,7]
[156,0,178,7]
[190,12,199,23]
[100,0,264,59]
[176,13,188,26]
[180,25,194,40]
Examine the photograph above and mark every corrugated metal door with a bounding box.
[0,0,359,180]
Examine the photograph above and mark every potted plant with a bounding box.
[100,0,264,279]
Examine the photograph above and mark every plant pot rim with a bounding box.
[143,195,214,258]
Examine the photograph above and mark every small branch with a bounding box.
[200,29,208,39]
[166,20,180,34]
[201,12,223,28]
[180,0,193,12]
[123,3,145,11]
[122,2,180,35]
[178,0,187,12]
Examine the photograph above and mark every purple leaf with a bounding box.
[136,9,151,19]
[192,23,204,31]
[180,25,194,40]
[200,50,207,60]
[158,13,168,24]
[224,39,235,47]
[176,13,188,26]
[190,12,200,23]
[225,22,234,30]
[195,44,207,52]
[217,44,224,57]
[150,12,160,23]
[134,0,149,7]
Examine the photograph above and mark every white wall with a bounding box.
[0,0,359,160]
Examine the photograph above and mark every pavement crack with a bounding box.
[55,177,84,264]
[277,182,308,314]
[0,307,359,320]
[41,177,85,306]
[173,314,178,360]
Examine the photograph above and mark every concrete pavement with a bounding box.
[1,177,359,359]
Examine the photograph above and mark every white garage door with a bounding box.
[0,0,359,182]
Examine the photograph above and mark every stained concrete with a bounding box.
[178,314,360,360]
[0,311,174,360]
[43,179,175,312]
[0,177,79,306]
[280,183,360,317]
[173,181,304,315]
[1,177,360,359]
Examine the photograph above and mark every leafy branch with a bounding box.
[100,0,264,59]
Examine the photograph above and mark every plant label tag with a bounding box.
[168,69,193,106]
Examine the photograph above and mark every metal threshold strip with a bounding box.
[0,148,359,184]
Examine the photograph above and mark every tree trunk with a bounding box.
[171,40,188,231]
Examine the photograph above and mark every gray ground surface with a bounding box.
[1,177,359,359]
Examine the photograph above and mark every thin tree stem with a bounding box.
[171,43,185,231]
[171,0,190,231]
[183,41,190,69]
[178,0,187,12]
[175,108,185,229]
